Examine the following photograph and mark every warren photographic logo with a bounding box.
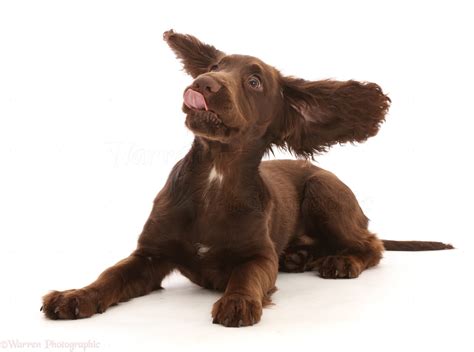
[1,339,100,351]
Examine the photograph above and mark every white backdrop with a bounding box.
[1,1,472,351]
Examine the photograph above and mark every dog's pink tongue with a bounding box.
[184,89,208,111]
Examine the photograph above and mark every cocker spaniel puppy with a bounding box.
[42,30,453,327]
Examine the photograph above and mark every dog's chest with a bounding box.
[158,236,248,291]
[194,242,211,257]
[155,163,269,288]
[161,206,261,281]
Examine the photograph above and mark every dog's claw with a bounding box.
[75,307,79,317]
[54,306,60,314]
[238,319,243,327]
[40,306,43,312]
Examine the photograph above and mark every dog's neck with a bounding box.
[197,137,266,174]
[164,137,269,212]
[188,136,268,187]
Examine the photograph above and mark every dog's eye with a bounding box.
[209,64,219,72]
[248,75,262,90]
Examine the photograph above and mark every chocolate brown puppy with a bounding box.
[42,30,453,327]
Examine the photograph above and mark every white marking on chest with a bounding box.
[196,243,211,257]
[208,166,223,184]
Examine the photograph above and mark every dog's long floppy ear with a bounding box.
[273,77,390,157]
[163,29,225,78]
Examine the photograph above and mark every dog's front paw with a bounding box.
[41,288,103,320]
[212,293,262,327]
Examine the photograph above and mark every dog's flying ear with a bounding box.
[272,77,390,157]
[163,30,225,78]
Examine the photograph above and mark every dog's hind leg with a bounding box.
[299,169,384,279]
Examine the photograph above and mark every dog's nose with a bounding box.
[192,75,222,96]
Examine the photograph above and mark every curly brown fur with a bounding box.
[276,78,391,156]
[42,30,453,327]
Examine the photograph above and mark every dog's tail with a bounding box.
[382,240,454,251]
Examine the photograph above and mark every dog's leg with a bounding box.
[301,169,384,279]
[42,251,174,319]
[212,250,278,327]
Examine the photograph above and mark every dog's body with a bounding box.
[42,30,453,327]
[137,149,381,293]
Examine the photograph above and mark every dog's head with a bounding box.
[164,30,390,157]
